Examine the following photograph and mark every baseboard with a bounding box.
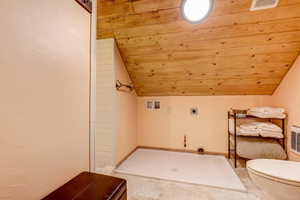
[115,146,138,168]
[138,146,228,158]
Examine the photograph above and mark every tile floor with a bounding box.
[112,168,269,200]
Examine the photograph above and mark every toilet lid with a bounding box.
[247,159,300,183]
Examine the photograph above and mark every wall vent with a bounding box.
[250,0,279,11]
[291,126,300,154]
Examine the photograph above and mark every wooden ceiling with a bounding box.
[97,0,300,96]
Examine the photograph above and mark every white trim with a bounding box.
[89,0,97,172]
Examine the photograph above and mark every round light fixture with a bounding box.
[181,0,213,24]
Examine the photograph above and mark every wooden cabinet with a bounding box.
[42,172,127,200]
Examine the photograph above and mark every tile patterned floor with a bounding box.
[111,168,269,200]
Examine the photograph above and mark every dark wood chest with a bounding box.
[42,172,127,200]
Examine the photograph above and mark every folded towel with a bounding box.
[229,127,260,137]
[247,111,286,119]
[260,130,283,138]
[249,107,285,114]
[238,128,260,136]
[229,118,284,139]
[252,122,282,132]
[240,122,259,131]
[229,119,259,134]
[230,120,283,138]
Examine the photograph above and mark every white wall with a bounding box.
[96,39,137,171]
[96,39,117,169]
[0,1,90,199]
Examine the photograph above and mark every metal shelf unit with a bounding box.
[228,111,286,168]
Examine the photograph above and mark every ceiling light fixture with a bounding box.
[181,0,213,24]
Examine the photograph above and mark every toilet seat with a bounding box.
[247,159,300,187]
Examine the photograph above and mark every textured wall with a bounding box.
[0,1,90,199]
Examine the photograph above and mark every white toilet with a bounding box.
[247,159,300,200]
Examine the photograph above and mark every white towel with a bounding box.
[252,122,282,132]
[229,120,260,136]
[230,127,260,137]
[238,127,260,136]
[240,122,259,131]
[231,121,283,138]
[260,130,283,138]
[247,111,286,119]
[249,107,285,114]
[229,120,283,138]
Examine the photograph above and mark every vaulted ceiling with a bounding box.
[97,0,300,96]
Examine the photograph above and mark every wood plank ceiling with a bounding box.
[97,0,300,96]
